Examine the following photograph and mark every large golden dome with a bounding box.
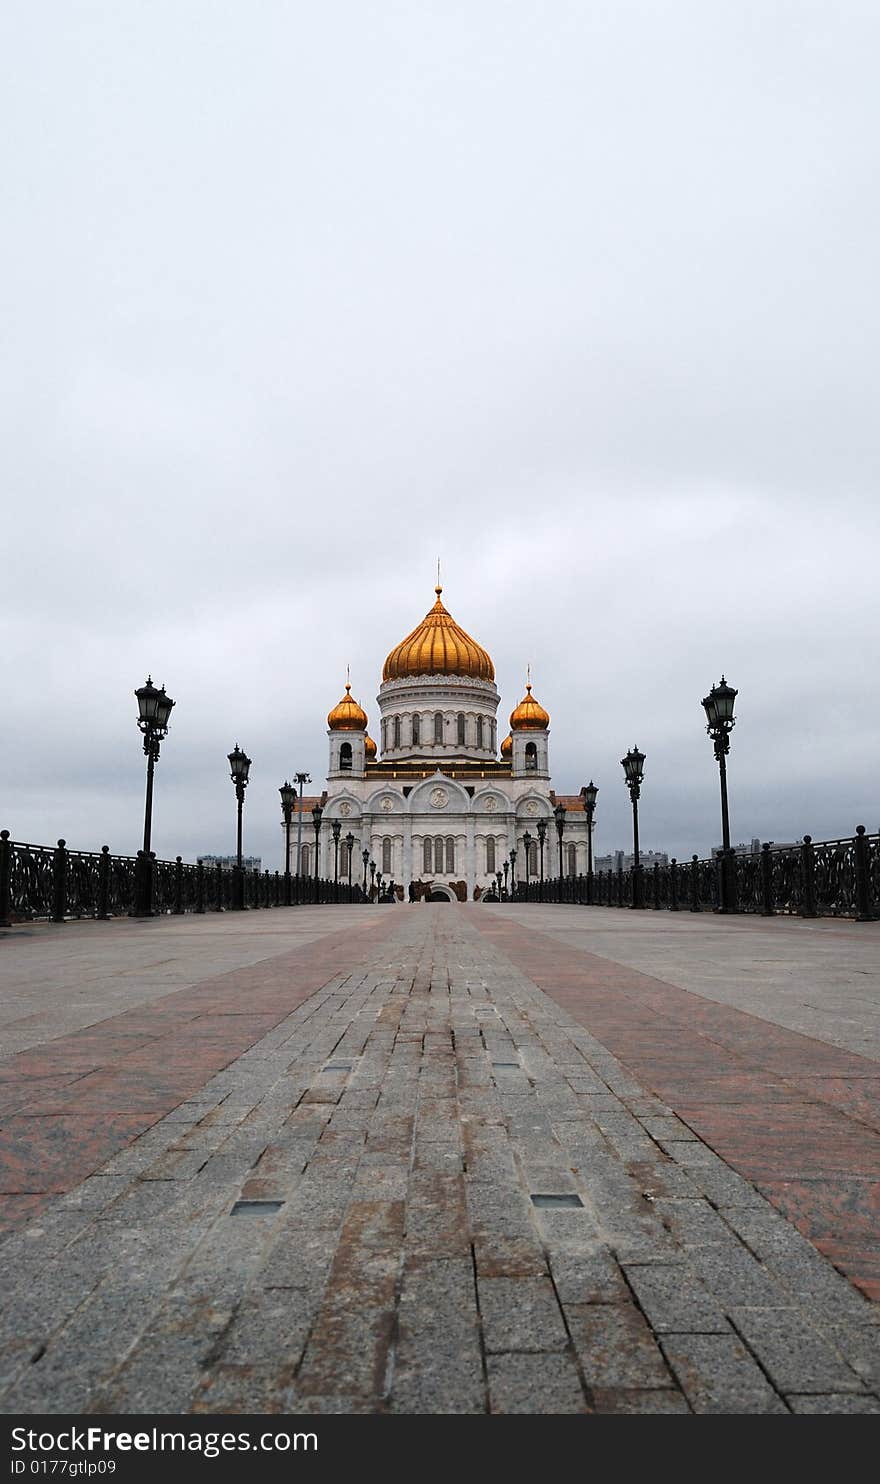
[383,586,495,682]
[510,683,550,731]
[327,682,368,731]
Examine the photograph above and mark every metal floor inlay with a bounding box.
[530,1193,584,1209]
[230,1200,284,1217]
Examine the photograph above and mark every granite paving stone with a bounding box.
[1,903,877,1413]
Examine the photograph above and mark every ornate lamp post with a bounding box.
[523,830,532,894]
[621,747,646,909]
[345,832,355,891]
[369,859,376,901]
[331,818,341,894]
[495,870,503,900]
[362,848,369,895]
[537,817,547,898]
[311,803,323,882]
[503,859,509,899]
[228,745,252,910]
[509,848,517,898]
[581,781,598,904]
[294,771,311,874]
[702,676,738,912]
[554,802,566,881]
[279,780,296,905]
[132,677,175,916]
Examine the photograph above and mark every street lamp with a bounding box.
[345,832,355,890]
[581,781,598,904]
[369,859,376,901]
[537,817,547,897]
[495,870,503,900]
[132,676,175,916]
[523,830,532,894]
[228,745,252,910]
[279,780,296,905]
[503,859,509,898]
[362,848,369,895]
[509,848,517,898]
[621,747,645,909]
[331,818,341,892]
[554,802,566,880]
[703,676,738,912]
[311,803,323,882]
[294,771,311,874]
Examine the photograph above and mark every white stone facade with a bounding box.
[310,666,590,901]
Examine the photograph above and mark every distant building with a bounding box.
[198,854,263,872]
[595,849,669,872]
[711,839,798,858]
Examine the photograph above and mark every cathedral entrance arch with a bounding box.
[427,884,456,902]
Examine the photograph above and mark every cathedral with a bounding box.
[293,583,590,900]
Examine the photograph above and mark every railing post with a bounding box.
[216,860,224,911]
[195,859,205,914]
[854,825,875,922]
[52,838,68,923]
[800,835,817,918]
[616,865,623,907]
[669,858,679,911]
[690,854,701,912]
[0,831,12,928]
[652,861,660,909]
[761,842,774,916]
[97,845,111,920]
[174,855,184,914]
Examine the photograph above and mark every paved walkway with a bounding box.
[0,904,878,1414]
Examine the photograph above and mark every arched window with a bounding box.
[568,843,577,877]
[486,836,496,873]
[525,741,538,771]
[476,716,484,748]
[529,841,538,875]
[434,836,444,872]
[446,837,455,872]
[383,837,392,873]
[423,837,433,873]
[300,843,310,875]
[457,712,466,745]
[490,721,496,752]
[393,716,401,748]
[412,714,420,745]
[434,712,444,744]
[339,741,352,770]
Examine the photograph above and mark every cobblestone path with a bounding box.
[1,908,878,1414]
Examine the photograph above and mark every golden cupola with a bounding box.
[327,682,368,731]
[510,683,550,731]
[383,586,495,683]
[500,733,513,758]
[364,733,377,759]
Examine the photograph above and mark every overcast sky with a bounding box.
[2,1,878,872]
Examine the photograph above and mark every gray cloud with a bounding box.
[3,1,878,872]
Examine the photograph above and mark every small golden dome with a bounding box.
[383,586,495,682]
[510,683,550,731]
[500,733,513,758]
[327,682,368,731]
[364,733,377,759]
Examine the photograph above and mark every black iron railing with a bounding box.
[0,831,365,925]
[511,825,878,921]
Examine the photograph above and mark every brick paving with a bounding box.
[0,904,878,1414]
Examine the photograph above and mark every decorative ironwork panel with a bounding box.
[812,836,857,917]
[65,849,102,918]
[733,853,764,914]
[9,842,55,920]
